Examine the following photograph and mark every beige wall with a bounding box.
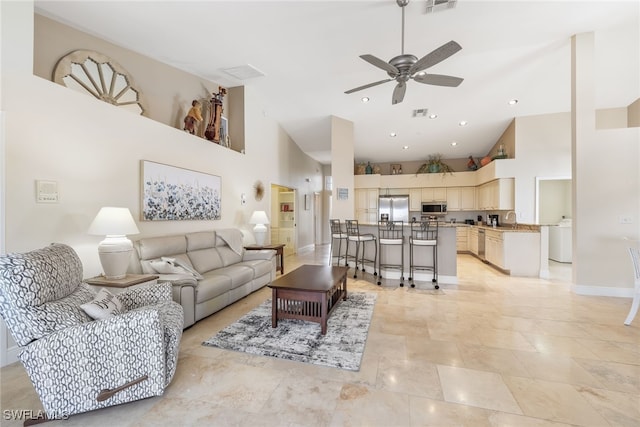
[539,179,572,225]
[488,119,516,159]
[628,98,640,127]
[3,2,323,279]
[330,116,355,221]
[572,33,640,294]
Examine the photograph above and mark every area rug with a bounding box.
[202,292,377,371]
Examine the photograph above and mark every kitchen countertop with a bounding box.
[359,222,540,233]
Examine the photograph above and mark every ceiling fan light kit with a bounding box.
[345,0,463,105]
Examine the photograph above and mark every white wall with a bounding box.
[499,113,572,224]
[0,1,323,366]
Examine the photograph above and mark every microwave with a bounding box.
[421,202,447,215]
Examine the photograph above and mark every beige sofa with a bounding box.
[128,229,276,328]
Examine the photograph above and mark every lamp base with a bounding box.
[253,224,267,246]
[98,235,133,280]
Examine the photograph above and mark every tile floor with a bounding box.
[1,248,638,426]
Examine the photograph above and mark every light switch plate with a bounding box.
[618,215,633,224]
[36,180,58,203]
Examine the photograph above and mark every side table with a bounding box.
[244,243,286,274]
[85,273,159,294]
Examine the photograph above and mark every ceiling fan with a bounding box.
[345,0,463,105]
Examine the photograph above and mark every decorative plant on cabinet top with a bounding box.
[416,154,454,175]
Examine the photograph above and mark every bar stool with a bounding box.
[377,220,405,287]
[329,219,348,266]
[409,220,439,289]
[345,219,377,279]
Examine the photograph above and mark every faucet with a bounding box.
[505,211,517,229]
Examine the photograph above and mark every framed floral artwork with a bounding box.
[141,160,221,221]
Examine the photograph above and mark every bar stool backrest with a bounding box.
[330,219,345,236]
[411,220,438,242]
[378,220,404,241]
[345,219,360,237]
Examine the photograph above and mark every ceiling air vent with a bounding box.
[222,64,265,80]
[425,0,457,14]
[412,108,429,118]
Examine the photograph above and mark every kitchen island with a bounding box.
[345,223,458,286]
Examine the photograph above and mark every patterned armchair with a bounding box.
[0,243,183,420]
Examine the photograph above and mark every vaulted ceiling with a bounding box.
[35,1,639,165]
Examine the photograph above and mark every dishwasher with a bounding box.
[478,228,486,261]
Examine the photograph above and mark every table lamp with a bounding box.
[249,210,270,246]
[88,207,140,279]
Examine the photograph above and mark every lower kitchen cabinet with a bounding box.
[469,227,479,255]
[484,228,540,276]
[456,226,469,252]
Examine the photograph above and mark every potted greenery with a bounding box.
[416,154,454,175]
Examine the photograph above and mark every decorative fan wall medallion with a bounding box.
[53,50,147,115]
[254,181,265,201]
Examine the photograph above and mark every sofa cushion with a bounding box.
[217,246,243,266]
[188,248,224,273]
[237,260,273,278]
[137,235,187,261]
[210,265,254,289]
[195,273,231,303]
[186,231,216,251]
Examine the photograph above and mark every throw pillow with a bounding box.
[149,258,204,280]
[80,288,124,320]
[164,257,204,280]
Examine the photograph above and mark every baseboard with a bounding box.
[297,244,315,254]
[572,284,634,298]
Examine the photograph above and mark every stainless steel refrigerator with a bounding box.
[378,195,409,223]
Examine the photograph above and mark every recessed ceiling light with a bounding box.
[390,132,397,137]
[508,99,518,105]
[451,141,457,146]
[459,120,468,126]
[429,114,438,119]
[402,145,409,150]
[361,97,370,103]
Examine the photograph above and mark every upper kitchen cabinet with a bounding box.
[355,188,379,223]
[422,187,447,202]
[447,187,476,211]
[409,188,422,211]
[478,178,514,210]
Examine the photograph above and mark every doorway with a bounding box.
[270,184,296,256]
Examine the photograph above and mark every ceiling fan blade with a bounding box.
[392,82,406,105]
[409,40,462,74]
[413,73,464,87]
[345,78,393,94]
[360,54,399,75]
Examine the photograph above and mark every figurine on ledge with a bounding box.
[467,155,478,171]
[183,100,203,135]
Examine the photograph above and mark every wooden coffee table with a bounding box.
[268,265,348,335]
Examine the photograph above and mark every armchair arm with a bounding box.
[19,309,167,417]
[117,282,172,310]
[243,249,276,262]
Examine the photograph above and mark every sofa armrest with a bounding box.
[19,309,167,416]
[117,282,172,310]
[243,249,276,262]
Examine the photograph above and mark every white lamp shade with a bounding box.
[249,211,269,246]
[88,207,139,280]
[88,207,140,236]
[248,210,270,225]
